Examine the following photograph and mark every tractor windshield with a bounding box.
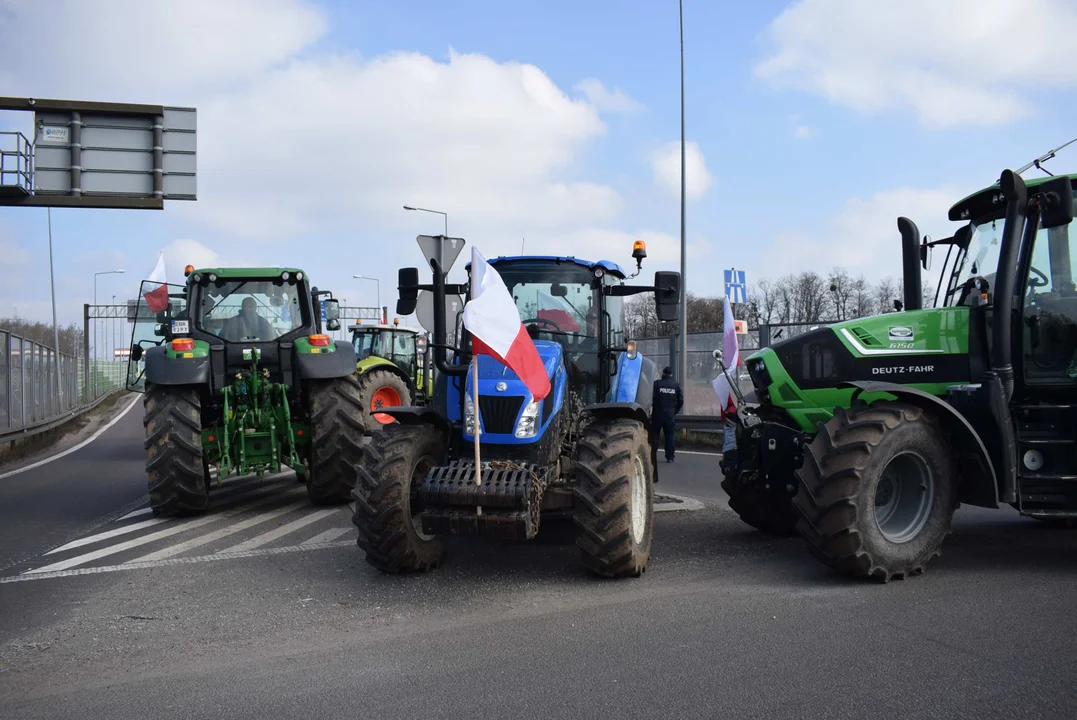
[354,329,416,376]
[496,261,602,402]
[197,280,306,341]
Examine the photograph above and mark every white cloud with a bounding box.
[650,141,713,201]
[754,0,1077,128]
[574,78,643,114]
[764,186,963,284]
[0,0,327,102]
[790,115,813,139]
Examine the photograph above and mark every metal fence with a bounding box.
[0,330,83,439]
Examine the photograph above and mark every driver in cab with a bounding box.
[221,297,275,342]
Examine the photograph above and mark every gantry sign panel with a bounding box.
[0,96,196,210]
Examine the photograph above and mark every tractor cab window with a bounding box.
[498,263,602,403]
[354,329,417,378]
[197,280,305,341]
[947,218,1003,306]
[1021,193,1077,384]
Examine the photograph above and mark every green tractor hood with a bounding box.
[744,307,973,433]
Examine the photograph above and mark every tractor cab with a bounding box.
[348,321,432,414]
[350,321,422,383]
[126,266,342,392]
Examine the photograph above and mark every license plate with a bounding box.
[172,320,190,334]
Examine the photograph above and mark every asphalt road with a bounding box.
[1,400,1076,719]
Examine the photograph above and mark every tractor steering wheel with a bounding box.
[523,317,562,333]
[1029,265,1050,289]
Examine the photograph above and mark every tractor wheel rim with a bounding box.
[371,386,402,424]
[410,454,435,541]
[874,450,934,544]
[629,452,647,545]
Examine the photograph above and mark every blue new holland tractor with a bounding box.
[350,241,681,578]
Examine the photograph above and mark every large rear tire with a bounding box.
[573,418,654,578]
[144,384,209,517]
[794,401,957,582]
[355,368,412,433]
[351,423,447,573]
[306,375,367,505]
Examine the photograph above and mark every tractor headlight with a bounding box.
[515,399,541,438]
[208,273,218,283]
[464,393,476,435]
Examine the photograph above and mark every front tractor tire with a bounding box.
[351,423,447,573]
[306,375,367,505]
[355,368,412,433]
[794,401,958,582]
[573,418,655,578]
[144,384,209,517]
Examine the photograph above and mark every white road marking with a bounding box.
[654,493,706,513]
[0,541,355,584]
[0,394,141,480]
[127,499,310,563]
[117,507,153,520]
[45,517,171,555]
[25,485,302,574]
[302,527,352,546]
[217,508,339,554]
[674,450,721,457]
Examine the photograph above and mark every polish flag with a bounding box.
[143,252,170,313]
[711,295,741,417]
[462,247,551,401]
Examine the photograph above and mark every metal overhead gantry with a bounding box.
[0,95,196,210]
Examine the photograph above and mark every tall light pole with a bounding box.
[403,205,448,237]
[353,274,381,321]
[94,269,124,397]
[678,0,688,386]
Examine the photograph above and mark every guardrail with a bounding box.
[0,328,121,444]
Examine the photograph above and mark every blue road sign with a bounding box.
[724,268,747,303]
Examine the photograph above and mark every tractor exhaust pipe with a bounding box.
[898,217,923,311]
[991,169,1029,401]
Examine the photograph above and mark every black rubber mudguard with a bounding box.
[144,346,210,387]
[295,344,358,380]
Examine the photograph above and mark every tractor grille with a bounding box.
[479,395,524,434]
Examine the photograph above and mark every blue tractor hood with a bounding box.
[475,340,561,382]
[463,340,567,445]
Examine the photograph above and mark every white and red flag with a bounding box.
[462,247,551,401]
[143,252,170,313]
[711,295,741,417]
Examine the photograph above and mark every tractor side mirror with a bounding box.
[397,267,419,315]
[653,271,680,322]
[1039,176,1075,229]
[921,239,933,271]
[323,298,340,322]
[130,344,143,363]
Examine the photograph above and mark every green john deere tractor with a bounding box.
[349,321,434,433]
[720,168,1077,581]
[127,266,365,516]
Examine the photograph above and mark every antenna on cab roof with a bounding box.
[1015,136,1077,178]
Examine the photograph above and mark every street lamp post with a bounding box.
[93,269,124,397]
[353,275,381,321]
[678,0,688,387]
[403,205,448,237]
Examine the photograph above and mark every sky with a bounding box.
[2,0,1077,327]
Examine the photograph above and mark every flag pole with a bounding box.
[473,353,482,487]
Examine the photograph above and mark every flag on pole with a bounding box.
[711,295,740,417]
[143,252,170,313]
[462,247,551,401]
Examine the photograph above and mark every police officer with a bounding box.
[653,366,684,462]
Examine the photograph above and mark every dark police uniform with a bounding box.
[652,367,684,462]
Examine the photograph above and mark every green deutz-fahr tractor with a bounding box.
[349,321,434,432]
[720,168,1077,581]
[127,266,366,516]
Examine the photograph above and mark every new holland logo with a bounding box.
[888,326,915,342]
